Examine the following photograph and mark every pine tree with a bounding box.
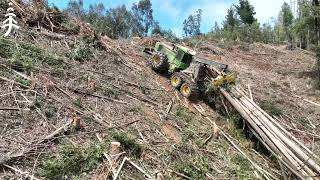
[235,0,256,25]
[223,7,239,32]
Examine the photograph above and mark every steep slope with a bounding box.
[0,27,280,179]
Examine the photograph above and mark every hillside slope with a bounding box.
[0,22,319,180]
[0,28,277,179]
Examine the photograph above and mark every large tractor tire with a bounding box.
[151,52,168,72]
[180,81,198,99]
[170,72,184,89]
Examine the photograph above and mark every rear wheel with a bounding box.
[170,72,183,89]
[151,52,168,72]
[180,81,198,99]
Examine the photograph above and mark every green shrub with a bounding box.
[231,154,253,179]
[70,41,93,62]
[260,100,282,116]
[40,143,105,180]
[174,156,209,180]
[175,106,193,123]
[10,51,34,73]
[0,38,65,73]
[113,133,142,158]
[0,38,14,58]
[16,76,31,87]
[73,98,83,108]
[61,21,81,34]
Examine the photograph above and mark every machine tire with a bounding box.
[151,52,168,72]
[170,72,184,89]
[180,81,198,99]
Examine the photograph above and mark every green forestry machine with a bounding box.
[144,42,236,99]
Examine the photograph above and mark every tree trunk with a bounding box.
[307,29,310,49]
[318,31,320,46]
[314,0,320,46]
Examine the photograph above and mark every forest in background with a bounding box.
[58,0,320,87]
[59,0,320,48]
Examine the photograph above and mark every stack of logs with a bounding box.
[220,87,320,179]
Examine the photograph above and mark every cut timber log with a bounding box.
[220,87,320,179]
[233,88,320,175]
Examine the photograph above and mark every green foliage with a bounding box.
[229,114,247,140]
[0,38,65,73]
[235,0,256,25]
[183,9,202,37]
[113,133,142,158]
[70,40,93,62]
[175,106,193,123]
[174,156,209,180]
[31,96,46,109]
[151,22,179,41]
[280,2,294,43]
[61,21,80,34]
[0,38,14,58]
[73,98,83,108]
[87,3,105,23]
[223,7,240,32]
[104,5,132,39]
[16,76,32,87]
[45,106,57,119]
[65,0,85,19]
[65,0,155,38]
[40,143,105,180]
[231,154,253,179]
[261,23,275,43]
[281,3,294,28]
[206,0,320,47]
[11,50,34,73]
[131,0,155,37]
[260,100,283,116]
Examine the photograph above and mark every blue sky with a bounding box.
[49,0,290,36]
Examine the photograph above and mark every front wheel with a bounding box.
[180,81,198,99]
[170,72,183,89]
[151,53,168,73]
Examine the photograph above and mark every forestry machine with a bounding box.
[144,42,236,99]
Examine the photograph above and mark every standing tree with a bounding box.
[293,0,313,48]
[151,21,163,36]
[223,7,239,33]
[313,0,320,45]
[182,9,202,37]
[235,0,256,25]
[131,0,154,37]
[234,0,257,42]
[280,2,294,45]
[261,23,274,43]
[104,5,132,39]
[65,0,85,20]
[86,3,107,34]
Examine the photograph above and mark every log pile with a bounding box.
[220,87,320,179]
